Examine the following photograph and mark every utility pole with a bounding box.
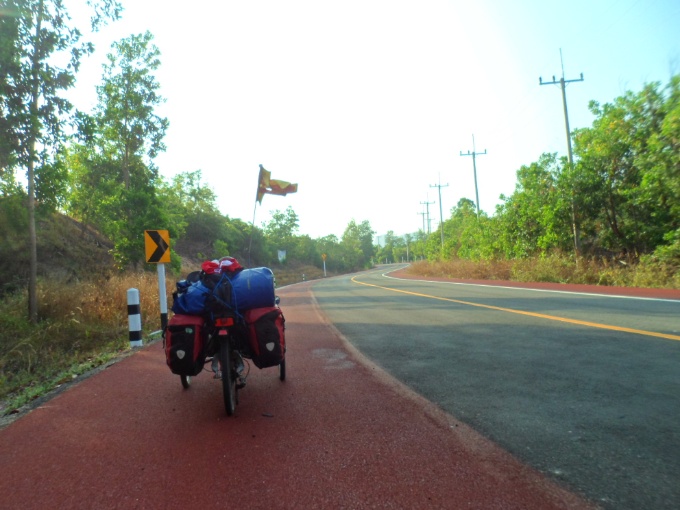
[420,200,434,234]
[540,48,584,254]
[430,176,449,250]
[460,134,486,217]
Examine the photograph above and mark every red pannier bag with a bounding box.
[245,307,286,369]
[164,314,206,376]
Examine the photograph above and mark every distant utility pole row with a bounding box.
[459,134,487,217]
[539,48,584,254]
[419,199,434,234]
[416,135,485,250]
[430,178,448,249]
[414,51,583,259]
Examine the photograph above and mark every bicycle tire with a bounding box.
[279,358,286,381]
[220,339,237,416]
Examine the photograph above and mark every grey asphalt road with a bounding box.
[311,266,680,510]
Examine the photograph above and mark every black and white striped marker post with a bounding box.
[127,288,143,348]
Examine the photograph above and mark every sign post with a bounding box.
[145,230,171,331]
[322,253,327,277]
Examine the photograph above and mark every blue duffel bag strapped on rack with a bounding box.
[171,258,275,316]
[230,267,276,311]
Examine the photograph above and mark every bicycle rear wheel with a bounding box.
[220,340,237,416]
[279,358,286,381]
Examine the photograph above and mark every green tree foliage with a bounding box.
[434,198,477,259]
[291,234,318,265]
[647,76,680,264]
[494,153,572,257]
[0,0,121,321]
[376,230,406,263]
[156,171,263,264]
[457,214,500,261]
[0,4,21,174]
[315,234,345,272]
[341,219,375,270]
[433,75,680,266]
[573,77,680,259]
[409,230,429,261]
[93,31,168,188]
[67,31,168,268]
[262,206,300,263]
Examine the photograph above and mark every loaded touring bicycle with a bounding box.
[163,258,286,416]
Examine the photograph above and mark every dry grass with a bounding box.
[407,254,680,289]
[0,272,162,407]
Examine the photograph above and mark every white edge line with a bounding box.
[379,265,680,304]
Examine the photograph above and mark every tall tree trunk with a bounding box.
[27,0,45,323]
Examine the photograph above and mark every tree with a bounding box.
[0,0,121,321]
[410,230,428,261]
[316,234,345,272]
[291,234,318,265]
[494,153,572,258]
[263,206,299,262]
[436,198,477,259]
[376,230,407,263]
[68,31,168,267]
[0,4,21,174]
[638,76,680,264]
[573,78,678,259]
[341,219,375,270]
[94,31,168,190]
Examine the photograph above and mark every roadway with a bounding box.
[312,265,680,510]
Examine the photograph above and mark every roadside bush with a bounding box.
[408,254,679,289]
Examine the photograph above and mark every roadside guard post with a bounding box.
[127,288,143,347]
[145,229,171,331]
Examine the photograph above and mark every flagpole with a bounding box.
[248,193,258,267]
[248,164,297,266]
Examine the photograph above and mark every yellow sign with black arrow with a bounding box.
[144,230,171,264]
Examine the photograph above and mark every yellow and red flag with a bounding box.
[256,164,298,204]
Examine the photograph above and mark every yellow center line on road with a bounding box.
[351,275,680,342]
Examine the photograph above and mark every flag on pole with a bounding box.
[256,164,298,204]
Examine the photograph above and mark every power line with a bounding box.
[539,48,584,254]
[459,134,486,217]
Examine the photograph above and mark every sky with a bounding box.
[63,0,680,241]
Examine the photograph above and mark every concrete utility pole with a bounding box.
[540,48,584,254]
[420,200,434,234]
[430,177,449,250]
[460,134,486,217]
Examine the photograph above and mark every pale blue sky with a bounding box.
[64,0,680,239]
